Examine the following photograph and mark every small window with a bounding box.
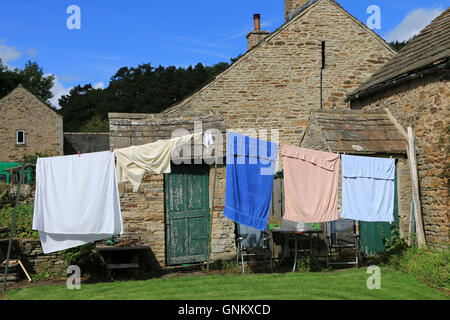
[16,130,26,145]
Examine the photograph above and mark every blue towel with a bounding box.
[223,132,279,231]
[340,155,396,223]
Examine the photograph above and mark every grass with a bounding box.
[4,268,449,300]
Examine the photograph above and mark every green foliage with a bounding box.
[382,228,408,258]
[0,181,16,208]
[18,61,55,106]
[389,40,410,52]
[61,243,104,275]
[79,114,109,133]
[0,59,54,106]
[58,60,233,132]
[296,253,311,273]
[219,260,239,273]
[22,152,51,185]
[0,205,39,239]
[387,246,450,290]
[31,268,63,281]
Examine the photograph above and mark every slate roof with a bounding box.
[347,8,450,101]
[311,110,407,154]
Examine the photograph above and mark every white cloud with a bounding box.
[0,44,22,64]
[384,7,444,42]
[46,74,73,109]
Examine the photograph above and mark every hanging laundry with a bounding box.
[203,131,215,150]
[340,155,395,223]
[282,145,340,223]
[223,132,279,231]
[115,133,201,192]
[32,151,123,254]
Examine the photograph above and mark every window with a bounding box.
[16,130,26,145]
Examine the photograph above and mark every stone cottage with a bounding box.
[110,0,399,268]
[346,8,449,248]
[0,85,63,162]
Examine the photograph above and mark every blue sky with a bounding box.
[0,0,447,107]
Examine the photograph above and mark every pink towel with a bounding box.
[282,145,340,223]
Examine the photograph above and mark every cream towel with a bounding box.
[115,133,202,192]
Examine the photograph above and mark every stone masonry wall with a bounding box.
[165,0,395,149]
[109,113,234,268]
[352,73,449,247]
[64,132,110,155]
[0,86,63,162]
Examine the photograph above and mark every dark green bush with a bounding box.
[61,243,104,276]
[0,205,38,239]
[387,246,450,290]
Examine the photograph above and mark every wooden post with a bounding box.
[206,156,218,273]
[407,127,427,249]
[1,165,24,295]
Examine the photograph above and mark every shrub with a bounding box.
[0,205,38,239]
[61,243,104,276]
[0,182,16,208]
[391,246,450,290]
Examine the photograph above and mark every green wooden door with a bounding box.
[165,164,210,265]
[360,165,399,255]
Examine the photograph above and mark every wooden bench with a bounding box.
[95,245,149,280]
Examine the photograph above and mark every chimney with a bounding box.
[246,14,270,50]
[285,0,310,22]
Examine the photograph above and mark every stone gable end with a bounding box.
[0,86,63,161]
[164,0,396,147]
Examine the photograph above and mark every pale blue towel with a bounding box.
[340,155,395,223]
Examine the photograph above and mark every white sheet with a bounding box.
[33,151,123,253]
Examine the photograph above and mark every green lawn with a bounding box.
[4,268,449,300]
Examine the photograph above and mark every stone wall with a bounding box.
[0,239,67,281]
[64,132,110,155]
[0,86,63,162]
[351,73,449,248]
[18,239,67,276]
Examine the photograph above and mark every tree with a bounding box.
[58,60,233,131]
[59,84,105,132]
[0,59,21,99]
[0,59,54,106]
[18,61,54,105]
[389,41,409,52]
[79,114,109,133]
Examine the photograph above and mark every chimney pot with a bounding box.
[253,13,261,31]
[247,13,269,51]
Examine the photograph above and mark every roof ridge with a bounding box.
[347,7,450,100]
[162,0,395,115]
